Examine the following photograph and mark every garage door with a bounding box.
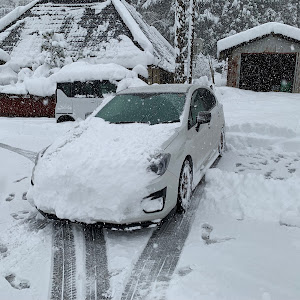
[239,53,296,92]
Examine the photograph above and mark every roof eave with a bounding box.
[218,32,300,59]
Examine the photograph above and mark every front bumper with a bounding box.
[35,169,179,226]
[37,206,177,230]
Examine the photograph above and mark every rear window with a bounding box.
[57,80,117,98]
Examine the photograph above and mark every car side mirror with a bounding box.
[196,111,211,132]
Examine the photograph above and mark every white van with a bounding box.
[55,80,117,123]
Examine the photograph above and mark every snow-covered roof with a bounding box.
[0,0,174,72]
[121,0,175,72]
[217,22,300,57]
[0,48,10,62]
[0,0,39,32]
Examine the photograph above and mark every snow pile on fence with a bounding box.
[217,22,300,56]
[27,117,179,223]
[0,61,147,96]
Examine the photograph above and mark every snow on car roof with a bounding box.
[217,22,300,57]
[119,84,194,94]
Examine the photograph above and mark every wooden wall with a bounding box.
[148,66,174,84]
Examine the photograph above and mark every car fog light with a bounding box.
[142,197,164,213]
[142,187,167,213]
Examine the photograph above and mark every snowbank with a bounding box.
[0,48,10,62]
[217,22,300,56]
[27,118,179,223]
[203,169,300,223]
[0,0,39,32]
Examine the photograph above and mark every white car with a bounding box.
[55,80,116,122]
[28,84,225,227]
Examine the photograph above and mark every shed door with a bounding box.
[239,53,296,92]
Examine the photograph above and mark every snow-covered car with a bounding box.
[28,84,225,226]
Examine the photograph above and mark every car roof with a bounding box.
[118,84,197,94]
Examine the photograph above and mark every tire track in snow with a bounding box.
[50,221,77,300]
[0,142,37,162]
[121,183,204,300]
[84,225,111,300]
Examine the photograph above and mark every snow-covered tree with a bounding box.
[40,30,68,68]
[174,0,186,83]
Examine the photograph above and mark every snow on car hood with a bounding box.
[27,117,180,223]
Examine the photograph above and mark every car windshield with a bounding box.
[95,93,186,125]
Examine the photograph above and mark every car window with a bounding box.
[198,88,216,111]
[189,90,206,128]
[57,81,117,98]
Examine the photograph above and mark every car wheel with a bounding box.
[218,128,226,157]
[177,159,193,213]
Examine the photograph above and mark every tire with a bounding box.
[57,115,75,123]
[177,159,193,213]
[218,128,226,157]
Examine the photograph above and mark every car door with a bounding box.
[200,88,221,151]
[187,89,212,177]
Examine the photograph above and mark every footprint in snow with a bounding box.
[10,211,29,220]
[5,193,15,202]
[260,160,268,166]
[13,176,27,183]
[201,223,235,245]
[5,273,30,290]
[177,266,193,277]
[22,192,27,200]
[0,243,8,256]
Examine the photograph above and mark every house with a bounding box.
[0,0,175,117]
[218,22,300,93]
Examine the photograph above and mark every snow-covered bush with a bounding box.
[39,30,69,69]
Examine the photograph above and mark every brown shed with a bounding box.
[218,22,300,93]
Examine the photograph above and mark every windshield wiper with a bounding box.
[162,120,181,124]
[113,121,135,124]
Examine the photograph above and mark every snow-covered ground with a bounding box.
[0,87,300,300]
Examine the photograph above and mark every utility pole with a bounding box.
[174,0,186,83]
[186,0,195,84]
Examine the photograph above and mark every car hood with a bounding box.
[27,117,180,223]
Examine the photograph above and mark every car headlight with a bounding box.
[148,153,171,176]
[31,146,49,186]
